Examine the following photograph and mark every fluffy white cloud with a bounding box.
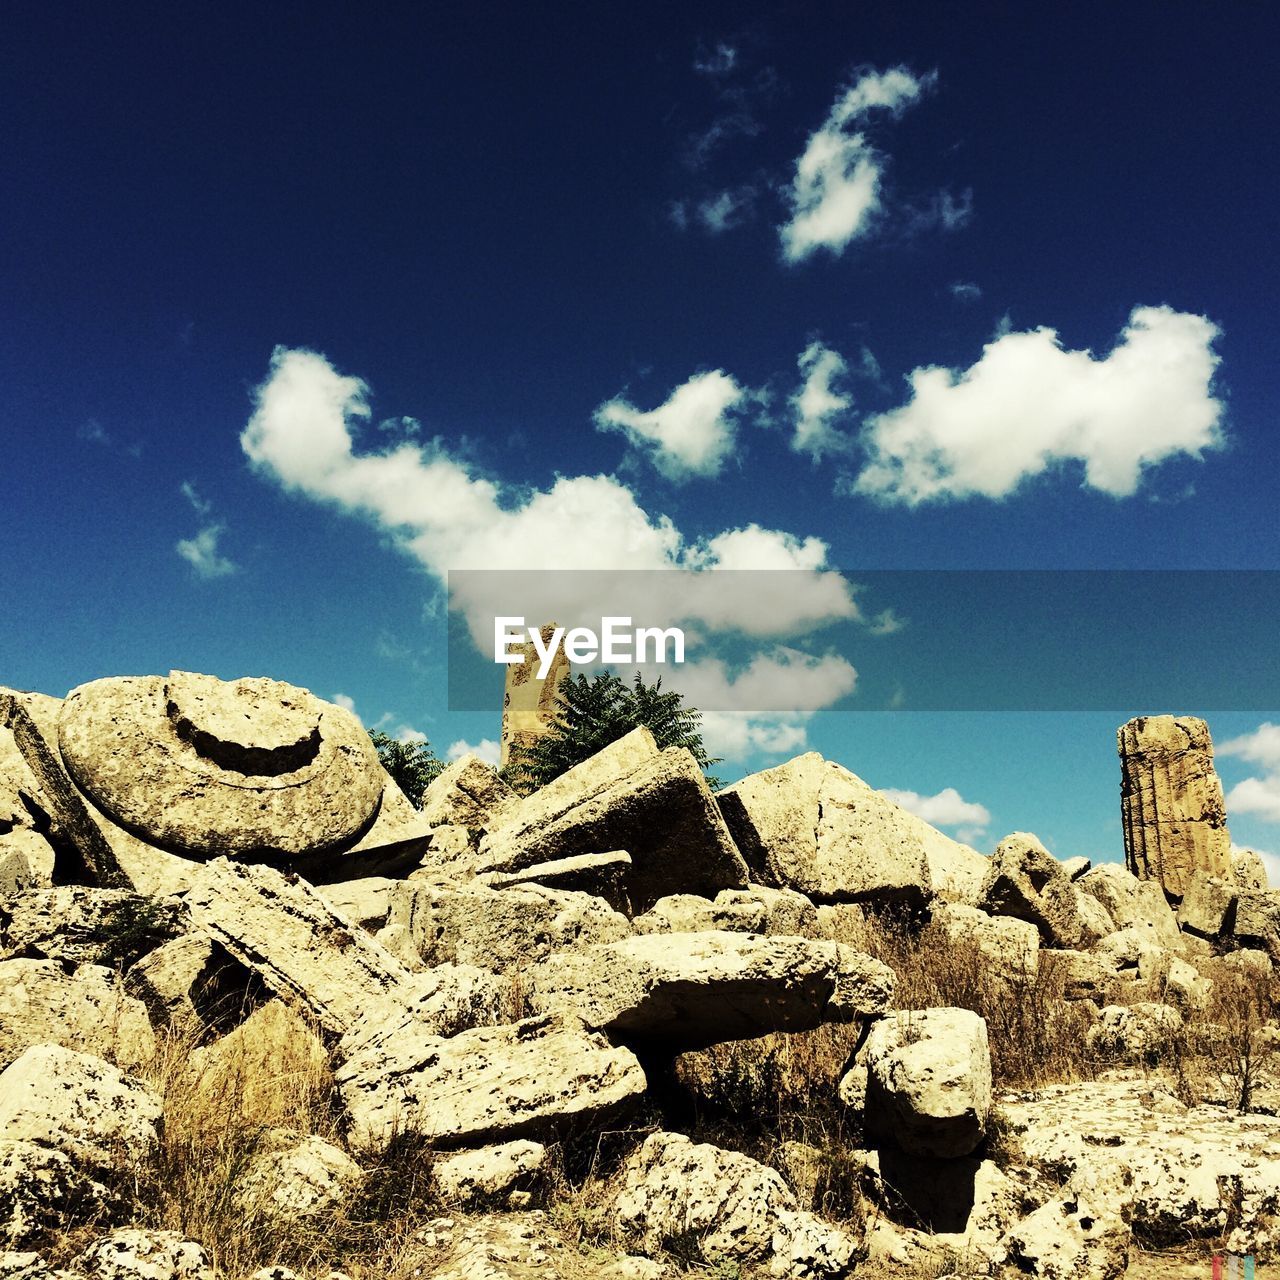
[701,711,809,764]
[242,348,859,651]
[447,738,501,767]
[1218,724,1280,823]
[791,341,854,462]
[853,306,1224,505]
[594,370,747,480]
[176,525,236,579]
[331,692,359,719]
[879,785,991,833]
[661,648,857,714]
[780,67,932,263]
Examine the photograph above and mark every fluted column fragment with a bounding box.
[1117,715,1230,901]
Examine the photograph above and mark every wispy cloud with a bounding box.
[77,418,143,458]
[791,341,855,462]
[180,480,214,518]
[949,281,982,302]
[852,306,1224,505]
[780,66,935,263]
[595,369,749,481]
[175,525,237,579]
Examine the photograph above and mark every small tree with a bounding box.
[504,671,719,794]
[369,730,444,808]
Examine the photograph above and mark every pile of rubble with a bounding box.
[0,674,1277,1279]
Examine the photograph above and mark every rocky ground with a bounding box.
[1,676,1278,1280]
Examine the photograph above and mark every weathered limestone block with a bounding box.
[431,1140,548,1208]
[1093,925,1165,971]
[57,672,385,860]
[1118,715,1231,901]
[842,1008,992,1159]
[70,1230,213,1280]
[1060,856,1092,881]
[1232,889,1280,962]
[314,876,399,932]
[1176,874,1237,939]
[0,1140,114,1250]
[388,879,631,972]
[419,755,517,831]
[338,964,509,1050]
[1077,864,1182,949]
[0,886,184,966]
[0,689,131,889]
[0,714,60,893]
[1040,949,1119,1002]
[478,849,632,911]
[615,1131,859,1280]
[335,1013,646,1148]
[633,886,818,938]
[478,729,748,913]
[124,934,264,1034]
[979,833,1099,949]
[185,859,413,1037]
[997,1186,1130,1280]
[718,753,949,908]
[1231,846,1270,891]
[414,824,476,879]
[235,1129,362,1223]
[530,931,893,1049]
[0,1045,162,1169]
[0,838,55,898]
[1137,951,1212,1012]
[0,960,155,1066]
[928,903,1040,980]
[1085,1003,1183,1063]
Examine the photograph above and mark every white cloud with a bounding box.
[662,648,857,714]
[949,281,982,302]
[879,785,991,833]
[180,481,214,517]
[701,711,809,763]
[446,738,501,768]
[331,692,359,719]
[853,306,1224,505]
[791,341,854,462]
[1220,723,1280,772]
[696,186,758,233]
[176,525,237,579]
[594,369,747,480]
[242,348,858,651]
[395,725,428,745]
[1226,777,1280,823]
[780,66,933,263]
[694,42,737,76]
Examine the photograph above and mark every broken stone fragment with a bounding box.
[1076,863,1182,950]
[57,672,385,860]
[387,878,632,972]
[69,1230,213,1280]
[431,1140,548,1208]
[478,849,632,911]
[335,1013,647,1148]
[632,885,819,938]
[978,832,1101,949]
[234,1129,362,1224]
[1084,1002,1183,1064]
[0,1139,116,1250]
[0,1045,162,1170]
[1117,714,1232,901]
[185,859,414,1037]
[0,960,155,1067]
[928,903,1040,981]
[615,1131,859,1280]
[717,752,950,909]
[0,886,184,967]
[478,728,748,912]
[418,754,517,831]
[843,1007,992,1159]
[529,931,893,1049]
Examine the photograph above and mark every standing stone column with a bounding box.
[1117,715,1231,901]
[499,623,570,769]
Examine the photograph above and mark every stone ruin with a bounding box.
[0,670,1278,1279]
[1118,713,1232,901]
[498,622,569,769]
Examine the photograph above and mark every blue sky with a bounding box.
[3,3,1279,873]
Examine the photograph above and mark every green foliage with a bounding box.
[369,730,445,808]
[503,670,719,794]
[94,895,179,970]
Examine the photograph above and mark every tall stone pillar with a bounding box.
[499,623,570,769]
[1117,714,1231,901]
